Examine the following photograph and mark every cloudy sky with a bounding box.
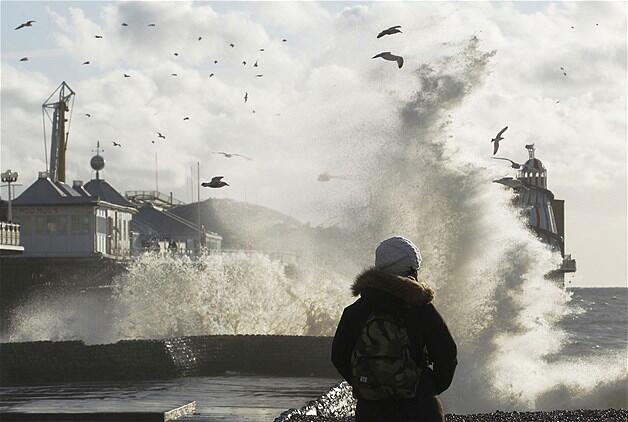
[1,1,626,287]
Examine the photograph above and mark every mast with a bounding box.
[43,82,75,183]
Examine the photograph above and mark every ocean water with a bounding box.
[1,287,625,420]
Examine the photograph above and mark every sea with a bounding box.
[0,287,626,421]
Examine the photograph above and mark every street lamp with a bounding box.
[1,170,19,222]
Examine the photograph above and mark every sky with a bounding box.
[0,1,626,287]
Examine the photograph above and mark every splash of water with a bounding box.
[5,36,626,413]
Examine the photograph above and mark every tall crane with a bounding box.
[42,82,75,183]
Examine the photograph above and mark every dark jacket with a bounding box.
[331,268,457,422]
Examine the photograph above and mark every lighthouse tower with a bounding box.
[516,144,576,284]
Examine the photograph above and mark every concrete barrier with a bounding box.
[0,335,336,385]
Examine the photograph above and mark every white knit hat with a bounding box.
[375,236,422,276]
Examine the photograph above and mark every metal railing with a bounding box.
[125,190,185,206]
[0,222,21,247]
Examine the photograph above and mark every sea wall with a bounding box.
[0,335,336,385]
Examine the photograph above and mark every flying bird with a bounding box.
[259,48,265,51]
[19,57,28,62]
[492,157,535,171]
[570,25,575,29]
[253,60,258,67]
[157,132,166,139]
[252,110,256,114]
[82,61,90,65]
[282,38,287,42]
[255,74,263,77]
[229,43,235,47]
[198,36,202,41]
[209,73,214,78]
[121,22,128,27]
[242,60,246,66]
[123,73,131,77]
[15,20,36,30]
[183,117,190,120]
[244,92,248,103]
[112,141,122,147]
[213,152,252,160]
[214,60,218,64]
[85,113,91,117]
[377,25,402,38]
[202,176,229,188]
[318,172,352,182]
[491,126,508,155]
[174,52,179,56]
[94,35,103,39]
[147,23,156,27]
[372,52,404,68]
[171,73,178,76]
[493,177,528,190]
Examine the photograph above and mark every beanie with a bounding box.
[375,236,422,276]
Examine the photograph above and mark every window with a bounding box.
[71,215,91,234]
[35,216,46,234]
[96,216,107,233]
[46,215,67,234]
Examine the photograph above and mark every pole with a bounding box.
[7,181,12,222]
[197,161,201,255]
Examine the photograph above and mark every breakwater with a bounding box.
[0,335,336,385]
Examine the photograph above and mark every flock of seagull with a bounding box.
[13,17,590,191]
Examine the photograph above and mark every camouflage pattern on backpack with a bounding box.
[350,312,421,400]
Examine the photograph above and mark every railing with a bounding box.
[125,190,185,206]
[0,222,21,247]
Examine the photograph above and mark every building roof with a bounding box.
[83,179,135,208]
[131,203,220,240]
[13,177,97,206]
[524,158,546,172]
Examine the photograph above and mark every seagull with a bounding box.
[15,20,36,30]
[252,110,256,114]
[253,60,258,67]
[244,92,248,103]
[123,73,131,77]
[198,36,202,41]
[147,23,156,27]
[112,141,122,147]
[229,43,235,47]
[171,73,178,76]
[491,126,508,155]
[85,113,91,117]
[214,60,218,64]
[213,152,252,160]
[493,177,528,190]
[209,73,214,78]
[372,52,404,68]
[157,132,166,139]
[94,35,103,39]
[19,57,28,62]
[556,100,560,104]
[282,38,287,42]
[570,25,575,29]
[259,48,265,51]
[183,117,190,120]
[174,52,179,56]
[492,157,534,171]
[202,176,229,188]
[151,140,155,144]
[242,60,246,66]
[255,74,263,77]
[318,172,351,182]
[121,22,128,27]
[82,60,90,65]
[562,72,567,76]
[377,25,402,38]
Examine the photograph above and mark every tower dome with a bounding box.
[90,141,105,179]
[519,143,547,188]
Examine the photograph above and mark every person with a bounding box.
[331,236,457,422]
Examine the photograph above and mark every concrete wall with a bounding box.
[0,335,336,386]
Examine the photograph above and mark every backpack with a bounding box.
[350,311,421,400]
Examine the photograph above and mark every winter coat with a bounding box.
[331,268,457,422]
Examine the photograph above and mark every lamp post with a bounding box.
[1,170,19,222]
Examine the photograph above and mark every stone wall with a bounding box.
[0,335,336,385]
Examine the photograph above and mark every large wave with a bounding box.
[5,37,626,412]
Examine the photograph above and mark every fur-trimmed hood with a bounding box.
[351,267,434,306]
